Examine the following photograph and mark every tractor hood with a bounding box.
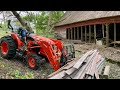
[30,34,55,45]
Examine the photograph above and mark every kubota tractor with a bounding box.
[0,20,75,71]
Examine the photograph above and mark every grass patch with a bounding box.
[106,58,120,65]
[10,70,34,79]
[0,30,10,38]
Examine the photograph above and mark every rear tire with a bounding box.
[0,36,17,59]
[25,54,42,70]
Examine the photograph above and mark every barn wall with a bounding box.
[55,27,66,39]
[54,17,120,47]
[55,16,120,30]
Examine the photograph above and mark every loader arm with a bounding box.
[39,41,61,71]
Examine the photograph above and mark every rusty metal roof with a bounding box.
[55,11,120,27]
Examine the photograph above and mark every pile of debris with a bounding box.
[47,49,107,79]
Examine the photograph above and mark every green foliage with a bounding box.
[14,70,22,78]
[0,23,8,31]
[22,11,64,38]
[0,30,9,38]
[0,23,2,28]
[12,70,34,79]
[51,11,64,23]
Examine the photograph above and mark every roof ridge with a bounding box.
[55,11,120,27]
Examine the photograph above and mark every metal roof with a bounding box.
[55,11,120,27]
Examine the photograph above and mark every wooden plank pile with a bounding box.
[47,49,106,79]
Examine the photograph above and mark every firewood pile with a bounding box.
[47,49,106,79]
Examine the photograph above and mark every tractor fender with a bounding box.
[11,32,24,49]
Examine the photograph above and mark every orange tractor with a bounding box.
[0,20,75,71]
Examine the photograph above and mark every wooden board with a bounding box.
[87,52,99,76]
[73,50,98,79]
[94,68,99,79]
[111,41,120,44]
[103,65,110,79]
[48,58,79,78]
[73,50,94,69]
[49,71,66,79]
[65,67,76,75]
[48,49,105,79]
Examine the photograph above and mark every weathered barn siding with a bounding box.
[55,27,66,39]
[55,11,120,27]
[54,11,120,46]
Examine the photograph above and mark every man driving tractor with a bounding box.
[17,26,27,44]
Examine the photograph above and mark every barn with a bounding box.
[54,11,120,47]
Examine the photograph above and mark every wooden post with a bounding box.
[89,25,91,43]
[106,24,109,47]
[66,28,68,39]
[102,24,104,38]
[114,23,116,47]
[69,28,70,39]
[85,26,87,43]
[68,28,70,39]
[69,28,71,40]
[77,27,79,40]
[74,27,76,40]
[81,26,83,41]
[94,25,96,44]
[71,28,73,40]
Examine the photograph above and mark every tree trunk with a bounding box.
[46,11,53,33]
[11,11,33,32]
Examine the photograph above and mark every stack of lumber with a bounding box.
[47,49,105,79]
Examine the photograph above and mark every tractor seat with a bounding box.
[26,33,35,41]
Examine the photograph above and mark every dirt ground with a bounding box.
[74,43,120,61]
[74,43,120,79]
[0,39,120,78]
[0,56,54,79]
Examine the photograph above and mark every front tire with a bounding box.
[25,54,42,70]
[0,36,17,59]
